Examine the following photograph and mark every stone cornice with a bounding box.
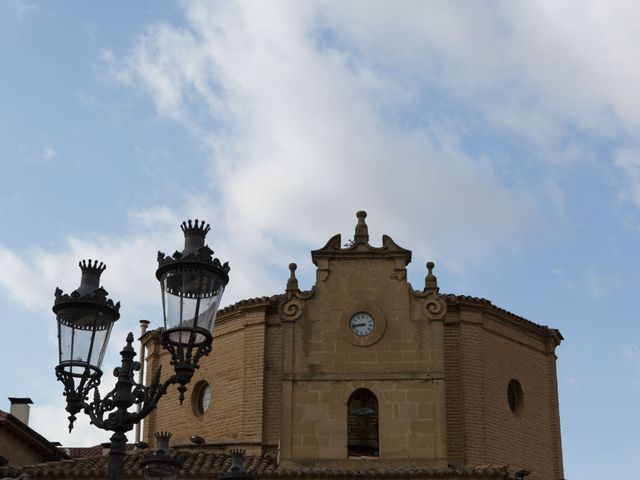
[311,233,412,266]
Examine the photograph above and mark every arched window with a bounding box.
[192,381,212,416]
[507,379,524,414]
[347,388,379,457]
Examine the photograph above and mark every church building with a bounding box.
[140,211,564,480]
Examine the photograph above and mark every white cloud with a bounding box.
[9,0,640,328]
[614,148,640,207]
[42,145,55,160]
[0,211,178,315]
[100,49,115,63]
[29,394,111,447]
[104,0,547,282]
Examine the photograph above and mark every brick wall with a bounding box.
[142,302,270,454]
[444,301,564,480]
[262,314,283,450]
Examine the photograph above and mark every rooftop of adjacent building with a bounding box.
[0,398,69,466]
[0,448,514,479]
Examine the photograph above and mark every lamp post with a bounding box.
[53,220,229,480]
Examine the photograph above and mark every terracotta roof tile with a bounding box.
[0,451,510,479]
[217,295,283,316]
[442,293,563,341]
[64,444,136,459]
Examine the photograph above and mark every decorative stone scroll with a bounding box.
[278,263,314,322]
[412,261,447,320]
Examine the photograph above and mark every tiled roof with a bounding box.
[0,451,275,478]
[64,444,135,459]
[442,293,563,341]
[0,451,510,479]
[218,295,283,316]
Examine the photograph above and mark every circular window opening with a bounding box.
[507,379,523,414]
[192,381,212,416]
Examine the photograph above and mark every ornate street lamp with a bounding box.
[156,219,229,402]
[54,259,120,430]
[53,220,229,480]
[141,432,182,480]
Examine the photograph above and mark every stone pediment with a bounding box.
[311,211,412,267]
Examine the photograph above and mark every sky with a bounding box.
[0,1,638,477]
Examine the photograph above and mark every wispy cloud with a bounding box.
[583,265,620,299]
[4,0,37,20]
[103,1,550,281]
[100,49,115,63]
[614,148,640,207]
[42,145,55,160]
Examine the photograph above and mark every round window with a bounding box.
[507,379,523,414]
[192,381,212,416]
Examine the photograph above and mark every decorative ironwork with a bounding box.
[53,220,229,480]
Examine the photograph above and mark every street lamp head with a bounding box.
[220,449,255,480]
[156,219,229,401]
[53,259,121,430]
[142,431,182,480]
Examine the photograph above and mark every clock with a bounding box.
[349,312,375,336]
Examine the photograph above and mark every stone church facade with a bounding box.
[141,212,564,480]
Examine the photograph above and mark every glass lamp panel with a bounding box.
[161,270,225,345]
[57,305,115,370]
[197,281,225,333]
[89,322,113,369]
[58,320,75,364]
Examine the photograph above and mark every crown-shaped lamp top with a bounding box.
[229,449,246,472]
[77,259,107,295]
[180,219,211,256]
[155,431,172,452]
[156,218,230,284]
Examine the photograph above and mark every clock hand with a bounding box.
[352,323,366,327]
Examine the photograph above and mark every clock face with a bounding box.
[349,312,375,336]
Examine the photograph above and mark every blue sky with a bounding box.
[1,1,639,477]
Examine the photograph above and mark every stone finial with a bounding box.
[353,210,369,244]
[286,263,299,293]
[425,261,439,293]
